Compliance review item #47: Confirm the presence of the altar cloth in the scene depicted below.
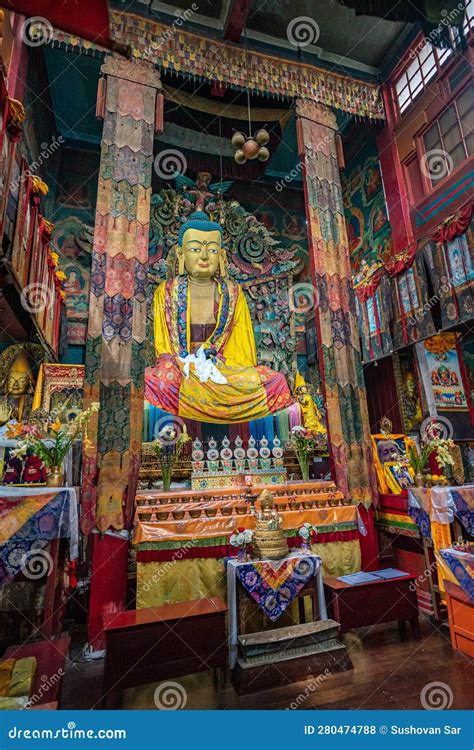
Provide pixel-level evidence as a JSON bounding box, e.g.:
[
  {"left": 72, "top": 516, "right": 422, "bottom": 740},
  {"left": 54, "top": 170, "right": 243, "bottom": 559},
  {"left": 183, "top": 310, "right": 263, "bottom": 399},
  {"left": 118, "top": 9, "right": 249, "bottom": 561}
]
[
  {"left": 234, "top": 555, "right": 319, "bottom": 621},
  {"left": 0, "top": 487, "right": 78, "bottom": 583}
]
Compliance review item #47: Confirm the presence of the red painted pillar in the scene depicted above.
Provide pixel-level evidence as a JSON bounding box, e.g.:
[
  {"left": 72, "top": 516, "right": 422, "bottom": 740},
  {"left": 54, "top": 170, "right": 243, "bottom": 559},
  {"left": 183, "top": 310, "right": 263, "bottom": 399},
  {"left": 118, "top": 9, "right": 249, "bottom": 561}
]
[{"left": 88, "top": 533, "right": 129, "bottom": 650}]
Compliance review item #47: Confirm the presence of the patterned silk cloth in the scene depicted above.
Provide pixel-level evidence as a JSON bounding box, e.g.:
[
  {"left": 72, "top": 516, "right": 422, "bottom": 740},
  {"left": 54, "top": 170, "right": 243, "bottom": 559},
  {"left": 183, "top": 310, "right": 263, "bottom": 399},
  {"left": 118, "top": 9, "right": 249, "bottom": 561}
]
[
  {"left": 439, "top": 549, "right": 474, "bottom": 603},
  {"left": 235, "top": 555, "right": 319, "bottom": 621},
  {"left": 0, "top": 487, "right": 78, "bottom": 583}
]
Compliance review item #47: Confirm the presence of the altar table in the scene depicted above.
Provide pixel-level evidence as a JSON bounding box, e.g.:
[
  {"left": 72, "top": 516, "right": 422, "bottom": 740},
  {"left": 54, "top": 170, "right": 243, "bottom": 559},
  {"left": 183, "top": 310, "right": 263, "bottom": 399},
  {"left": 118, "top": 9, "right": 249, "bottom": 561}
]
[{"left": 227, "top": 553, "right": 327, "bottom": 668}]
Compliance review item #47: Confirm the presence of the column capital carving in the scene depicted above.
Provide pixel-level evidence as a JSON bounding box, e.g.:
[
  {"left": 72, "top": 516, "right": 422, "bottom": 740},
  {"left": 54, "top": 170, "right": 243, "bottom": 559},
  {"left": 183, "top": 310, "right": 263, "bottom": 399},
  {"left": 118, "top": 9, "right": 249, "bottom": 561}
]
[
  {"left": 295, "top": 99, "right": 337, "bottom": 131},
  {"left": 101, "top": 55, "right": 162, "bottom": 90}
]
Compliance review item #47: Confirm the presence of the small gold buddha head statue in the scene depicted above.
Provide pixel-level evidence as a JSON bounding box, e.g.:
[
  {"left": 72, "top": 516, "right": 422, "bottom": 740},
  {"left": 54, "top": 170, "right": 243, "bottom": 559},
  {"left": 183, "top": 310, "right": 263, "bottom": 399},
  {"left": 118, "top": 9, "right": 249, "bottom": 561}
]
[
  {"left": 176, "top": 211, "right": 226, "bottom": 280},
  {"left": 3, "top": 349, "right": 34, "bottom": 397}
]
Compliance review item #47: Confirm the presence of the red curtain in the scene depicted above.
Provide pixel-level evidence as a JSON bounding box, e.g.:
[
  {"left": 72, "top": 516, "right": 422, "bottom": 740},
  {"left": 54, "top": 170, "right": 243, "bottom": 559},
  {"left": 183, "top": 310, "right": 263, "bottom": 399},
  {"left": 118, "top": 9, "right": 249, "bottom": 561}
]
[
  {"left": 383, "top": 241, "right": 417, "bottom": 277},
  {"left": 431, "top": 203, "right": 473, "bottom": 244},
  {"left": 2, "top": 1, "right": 113, "bottom": 49}
]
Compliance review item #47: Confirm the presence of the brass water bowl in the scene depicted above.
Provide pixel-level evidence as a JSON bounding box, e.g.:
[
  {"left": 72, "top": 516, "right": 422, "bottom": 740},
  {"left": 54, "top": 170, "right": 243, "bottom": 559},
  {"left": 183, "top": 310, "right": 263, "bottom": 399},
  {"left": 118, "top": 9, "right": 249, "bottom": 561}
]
[
  {"left": 221, "top": 506, "right": 233, "bottom": 516},
  {"left": 205, "top": 507, "right": 218, "bottom": 518},
  {"left": 156, "top": 510, "right": 170, "bottom": 521},
  {"left": 172, "top": 509, "right": 185, "bottom": 520},
  {"left": 136, "top": 498, "right": 147, "bottom": 507},
  {"left": 189, "top": 508, "right": 202, "bottom": 519},
  {"left": 342, "top": 497, "right": 352, "bottom": 506},
  {"left": 329, "top": 497, "right": 339, "bottom": 507},
  {"left": 303, "top": 500, "right": 314, "bottom": 509},
  {"left": 139, "top": 512, "right": 152, "bottom": 522},
  {"left": 159, "top": 497, "right": 171, "bottom": 505},
  {"left": 235, "top": 505, "right": 247, "bottom": 515},
  {"left": 316, "top": 499, "right": 327, "bottom": 508}
]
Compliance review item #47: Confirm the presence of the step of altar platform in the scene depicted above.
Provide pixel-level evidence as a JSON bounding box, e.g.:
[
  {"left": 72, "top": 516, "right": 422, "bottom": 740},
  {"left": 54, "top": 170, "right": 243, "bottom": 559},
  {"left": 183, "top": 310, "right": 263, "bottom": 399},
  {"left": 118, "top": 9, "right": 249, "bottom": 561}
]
[{"left": 232, "top": 619, "right": 352, "bottom": 694}]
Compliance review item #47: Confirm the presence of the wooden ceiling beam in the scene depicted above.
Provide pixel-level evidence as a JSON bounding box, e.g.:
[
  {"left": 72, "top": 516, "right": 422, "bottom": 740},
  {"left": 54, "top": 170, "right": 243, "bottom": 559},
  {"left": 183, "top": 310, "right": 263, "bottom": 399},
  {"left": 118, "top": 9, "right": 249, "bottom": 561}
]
[{"left": 223, "top": 0, "right": 253, "bottom": 42}]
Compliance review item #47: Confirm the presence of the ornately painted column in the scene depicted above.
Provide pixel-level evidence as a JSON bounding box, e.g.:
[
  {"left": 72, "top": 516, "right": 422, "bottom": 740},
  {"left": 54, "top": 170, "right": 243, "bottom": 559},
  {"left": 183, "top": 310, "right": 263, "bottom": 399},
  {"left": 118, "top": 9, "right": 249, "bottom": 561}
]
[
  {"left": 296, "top": 100, "right": 377, "bottom": 506},
  {"left": 82, "top": 57, "right": 162, "bottom": 533}
]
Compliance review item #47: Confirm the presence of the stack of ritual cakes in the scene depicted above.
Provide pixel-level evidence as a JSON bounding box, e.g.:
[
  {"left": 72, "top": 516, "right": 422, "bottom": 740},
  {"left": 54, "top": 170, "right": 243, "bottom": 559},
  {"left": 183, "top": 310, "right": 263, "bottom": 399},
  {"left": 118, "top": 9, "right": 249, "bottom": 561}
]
[{"left": 252, "top": 490, "right": 289, "bottom": 560}]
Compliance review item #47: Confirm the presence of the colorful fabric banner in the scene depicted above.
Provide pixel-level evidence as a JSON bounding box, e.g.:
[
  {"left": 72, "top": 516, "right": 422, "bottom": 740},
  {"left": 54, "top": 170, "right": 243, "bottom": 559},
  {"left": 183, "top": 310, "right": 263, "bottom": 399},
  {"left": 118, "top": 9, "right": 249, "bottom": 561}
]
[
  {"left": 82, "top": 58, "right": 162, "bottom": 534},
  {"left": 235, "top": 555, "right": 318, "bottom": 621},
  {"left": 296, "top": 100, "right": 377, "bottom": 506},
  {"left": 52, "top": 12, "right": 384, "bottom": 120}
]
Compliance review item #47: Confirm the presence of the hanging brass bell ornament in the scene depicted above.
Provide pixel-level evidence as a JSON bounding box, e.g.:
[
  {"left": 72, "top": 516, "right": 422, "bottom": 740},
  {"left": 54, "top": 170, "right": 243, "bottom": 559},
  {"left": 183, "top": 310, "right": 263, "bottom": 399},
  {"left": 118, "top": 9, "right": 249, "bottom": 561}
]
[
  {"left": 234, "top": 149, "right": 247, "bottom": 164},
  {"left": 256, "top": 129, "right": 269, "bottom": 145},
  {"left": 231, "top": 132, "right": 246, "bottom": 149}
]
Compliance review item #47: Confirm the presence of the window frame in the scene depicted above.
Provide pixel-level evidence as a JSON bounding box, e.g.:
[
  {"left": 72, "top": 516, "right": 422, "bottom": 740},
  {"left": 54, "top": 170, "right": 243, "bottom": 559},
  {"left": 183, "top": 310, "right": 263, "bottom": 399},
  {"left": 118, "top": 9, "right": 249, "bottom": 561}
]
[{"left": 392, "top": 4, "right": 474, "bottom": 118}]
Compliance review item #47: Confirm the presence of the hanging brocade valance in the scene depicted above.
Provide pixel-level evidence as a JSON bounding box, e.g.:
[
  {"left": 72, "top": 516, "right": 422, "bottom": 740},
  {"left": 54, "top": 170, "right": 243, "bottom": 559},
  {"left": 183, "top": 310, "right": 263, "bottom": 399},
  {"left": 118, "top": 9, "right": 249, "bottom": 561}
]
[{"left": 52, "top": 11, "right": 384, "bottom": 120}]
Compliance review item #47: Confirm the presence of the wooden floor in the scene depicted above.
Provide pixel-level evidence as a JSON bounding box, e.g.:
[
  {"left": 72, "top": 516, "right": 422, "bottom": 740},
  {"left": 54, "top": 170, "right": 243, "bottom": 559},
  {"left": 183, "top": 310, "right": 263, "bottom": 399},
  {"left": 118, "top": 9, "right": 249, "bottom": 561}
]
[{"left": 62, "top": 618, "right": 474, "bottom": 710}]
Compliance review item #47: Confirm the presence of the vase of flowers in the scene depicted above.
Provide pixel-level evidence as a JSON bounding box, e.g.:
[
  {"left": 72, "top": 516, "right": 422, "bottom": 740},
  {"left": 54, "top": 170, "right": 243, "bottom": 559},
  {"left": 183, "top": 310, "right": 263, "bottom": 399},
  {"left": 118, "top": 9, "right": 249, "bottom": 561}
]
[
  {"left": 8, "top": 404, "right": 99, "bottom": 486},
  {"left": 229, "top": 527, "right": 253, "bottom": 561},
  {"left": 297, "top": 522, "right": 317, "bottom": 552},
  {"left": 289, "top": 426, "right": 322, "bottom": 481},
  {"left": 151, "top": 424, "right": 191, "bottom": 492},
  {"left": 403, "top": 419, "right": 455, "bottom": 487}
]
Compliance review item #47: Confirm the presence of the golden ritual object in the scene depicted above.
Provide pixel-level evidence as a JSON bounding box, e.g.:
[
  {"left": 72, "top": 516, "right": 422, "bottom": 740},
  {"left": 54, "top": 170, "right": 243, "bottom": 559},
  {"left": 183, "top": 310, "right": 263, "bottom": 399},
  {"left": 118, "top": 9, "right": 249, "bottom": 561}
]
[{"left": 252, "top": 490, "right": 288, "bottom": 560}]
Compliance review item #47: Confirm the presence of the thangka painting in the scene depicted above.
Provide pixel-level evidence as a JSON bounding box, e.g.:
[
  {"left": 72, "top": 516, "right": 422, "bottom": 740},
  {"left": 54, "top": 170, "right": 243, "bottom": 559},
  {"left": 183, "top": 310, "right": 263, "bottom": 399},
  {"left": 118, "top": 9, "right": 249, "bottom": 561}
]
[
  {"left": 341, "top": 140, "right": 391, "bottom": 280},
  {"left": 51, "top": 217, "right": 93, "bottom": 345},
  {"left": 419, "top": 335, "right": 468, "bottom": 411}
]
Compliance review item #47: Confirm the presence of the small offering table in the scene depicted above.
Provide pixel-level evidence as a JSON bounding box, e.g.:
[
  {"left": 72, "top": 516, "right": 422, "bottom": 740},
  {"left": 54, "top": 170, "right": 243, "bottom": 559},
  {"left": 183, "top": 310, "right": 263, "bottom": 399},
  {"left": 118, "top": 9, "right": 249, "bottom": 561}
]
[{"left": 324, "top": 573, "right": 420, "bottom": 639}]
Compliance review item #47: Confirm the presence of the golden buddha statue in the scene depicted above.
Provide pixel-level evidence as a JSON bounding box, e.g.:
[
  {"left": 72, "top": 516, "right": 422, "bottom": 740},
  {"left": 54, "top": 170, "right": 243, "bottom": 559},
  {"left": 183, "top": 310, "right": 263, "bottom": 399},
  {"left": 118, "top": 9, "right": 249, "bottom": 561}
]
[
  {"left": 144, "top": 211, "right": 294, "bottom": 423},
  {"left": 0, "top": 346, "right": 36, "bottom": 424},
  {"left": 294, "top": 372, "right": 326, "bottom": 435}
]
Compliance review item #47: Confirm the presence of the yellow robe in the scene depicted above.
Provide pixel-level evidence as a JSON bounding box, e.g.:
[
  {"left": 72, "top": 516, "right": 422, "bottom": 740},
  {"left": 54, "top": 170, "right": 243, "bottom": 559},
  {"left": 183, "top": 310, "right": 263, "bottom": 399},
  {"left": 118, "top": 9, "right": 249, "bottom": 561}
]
[{"left": 147, "top": 280, "right": 293, "bottom": 423}]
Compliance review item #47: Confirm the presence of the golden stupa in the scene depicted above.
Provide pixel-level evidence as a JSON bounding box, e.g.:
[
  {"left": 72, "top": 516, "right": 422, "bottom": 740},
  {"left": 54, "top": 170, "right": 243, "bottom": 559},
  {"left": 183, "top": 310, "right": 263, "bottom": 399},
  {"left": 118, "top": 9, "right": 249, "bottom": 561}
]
[{"left": 253, "top": 490, "right": 288, "bottom": 560}]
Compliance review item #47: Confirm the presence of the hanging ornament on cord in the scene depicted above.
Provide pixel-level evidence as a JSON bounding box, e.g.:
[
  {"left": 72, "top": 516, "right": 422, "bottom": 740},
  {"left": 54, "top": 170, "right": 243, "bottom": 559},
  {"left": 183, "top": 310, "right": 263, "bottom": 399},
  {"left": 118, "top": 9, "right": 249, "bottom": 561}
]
[{"left": 232, "top": 29, "right": 270, "bottom": 165}]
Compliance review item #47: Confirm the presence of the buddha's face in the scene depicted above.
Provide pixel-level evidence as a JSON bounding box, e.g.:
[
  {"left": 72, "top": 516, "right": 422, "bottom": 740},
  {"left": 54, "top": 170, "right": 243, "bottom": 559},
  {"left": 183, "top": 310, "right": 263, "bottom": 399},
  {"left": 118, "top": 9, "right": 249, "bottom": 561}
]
[
  {"left": 6, "top": 370, "right": 31, "bottom": 397},
  {"left": 181, "top": 228, "right": 222, "bottom": 280}
]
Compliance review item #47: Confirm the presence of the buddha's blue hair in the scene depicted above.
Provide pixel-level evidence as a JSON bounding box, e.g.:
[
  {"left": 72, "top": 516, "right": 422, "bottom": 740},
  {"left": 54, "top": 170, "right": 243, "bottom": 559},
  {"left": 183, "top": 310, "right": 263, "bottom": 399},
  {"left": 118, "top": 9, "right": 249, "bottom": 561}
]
[{"left": 178, "top": 211, "right": 224, "bottom": 245}]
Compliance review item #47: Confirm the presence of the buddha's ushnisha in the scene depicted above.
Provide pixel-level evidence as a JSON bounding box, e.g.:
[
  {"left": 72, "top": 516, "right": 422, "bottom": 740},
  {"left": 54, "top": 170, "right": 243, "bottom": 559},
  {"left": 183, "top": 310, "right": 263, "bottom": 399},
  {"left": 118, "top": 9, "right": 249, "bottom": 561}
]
[{"left": 145, "top": 211, "right": 294, "bottom": 423}]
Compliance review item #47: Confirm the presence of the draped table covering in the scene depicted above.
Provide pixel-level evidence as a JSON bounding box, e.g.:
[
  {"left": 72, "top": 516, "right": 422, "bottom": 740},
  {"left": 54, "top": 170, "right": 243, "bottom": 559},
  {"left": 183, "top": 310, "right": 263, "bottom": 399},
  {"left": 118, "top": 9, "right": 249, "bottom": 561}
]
[
  {"left": 408, "top": 486, "right": 474, "bottom": 594},
  {"left": 439, "top": 549, "right": 474, "bottom": 602},
  {"left": 133, "top": 504, "right": 361, "bottom": 608},
  {"left": 0, "top": 487, "right": 78, "bottom": 583},
  {"left": 226, "top": 552, "right": 327, "bottom": 668}
]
